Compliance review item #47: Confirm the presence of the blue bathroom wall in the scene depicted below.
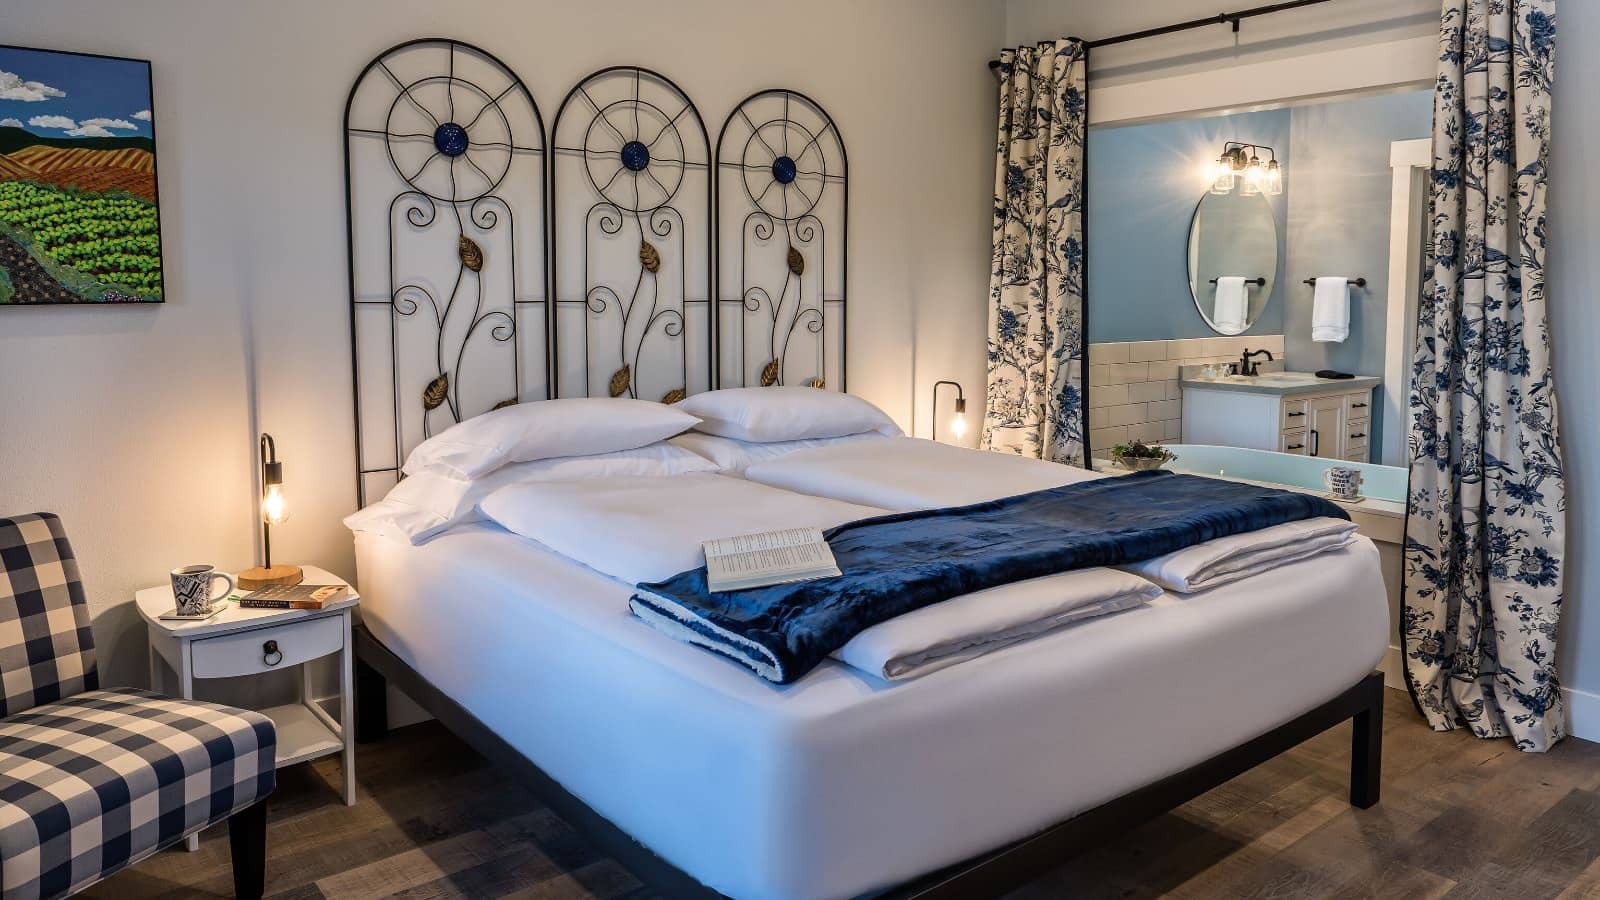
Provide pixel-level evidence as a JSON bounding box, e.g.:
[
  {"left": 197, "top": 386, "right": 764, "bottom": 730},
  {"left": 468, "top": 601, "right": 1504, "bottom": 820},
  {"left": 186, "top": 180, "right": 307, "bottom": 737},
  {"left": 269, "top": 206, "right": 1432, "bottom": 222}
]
[
  {"left": 1283, "top": 89, "right": 1433, "bottom": 453},
  {"left": 1086, "top": 107, "right": 1291, "bottom": 342}
]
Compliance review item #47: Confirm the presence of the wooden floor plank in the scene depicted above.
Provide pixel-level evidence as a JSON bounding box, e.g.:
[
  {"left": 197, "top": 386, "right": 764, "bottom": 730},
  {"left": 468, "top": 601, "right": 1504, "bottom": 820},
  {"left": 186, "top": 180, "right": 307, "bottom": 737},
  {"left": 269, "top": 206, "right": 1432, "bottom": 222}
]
[{"left": 78, "top": 691, "right": 1598, "bottom": 900}]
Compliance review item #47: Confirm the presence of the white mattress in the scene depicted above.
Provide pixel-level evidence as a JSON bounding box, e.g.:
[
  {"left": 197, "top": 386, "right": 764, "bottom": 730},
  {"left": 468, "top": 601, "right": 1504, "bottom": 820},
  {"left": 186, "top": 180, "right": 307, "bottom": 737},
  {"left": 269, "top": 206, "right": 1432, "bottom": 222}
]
[{"left": 355, "top": 524, "right": 1388, "bottom": 900}]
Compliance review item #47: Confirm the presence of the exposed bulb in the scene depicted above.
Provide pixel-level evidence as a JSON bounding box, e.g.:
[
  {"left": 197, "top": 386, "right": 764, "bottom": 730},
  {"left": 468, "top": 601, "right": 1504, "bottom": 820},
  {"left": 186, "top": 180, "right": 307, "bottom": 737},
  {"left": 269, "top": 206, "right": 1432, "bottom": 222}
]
[
  {"left": 950, "top": 412, "right": 968, "bottom": 440},
  {"left": 1210, "top": 156, "right": 1233, "bottom": 195},
  {"left": 262, "top": 484, "right": 290, "bottom": 525}
]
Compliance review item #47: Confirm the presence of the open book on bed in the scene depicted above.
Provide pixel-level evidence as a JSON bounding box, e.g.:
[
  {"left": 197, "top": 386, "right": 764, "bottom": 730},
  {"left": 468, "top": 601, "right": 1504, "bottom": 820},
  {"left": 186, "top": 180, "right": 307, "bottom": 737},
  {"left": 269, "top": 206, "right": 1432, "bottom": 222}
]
[{"left": 704, "top": 527, "right": 842, "bottom": 592}]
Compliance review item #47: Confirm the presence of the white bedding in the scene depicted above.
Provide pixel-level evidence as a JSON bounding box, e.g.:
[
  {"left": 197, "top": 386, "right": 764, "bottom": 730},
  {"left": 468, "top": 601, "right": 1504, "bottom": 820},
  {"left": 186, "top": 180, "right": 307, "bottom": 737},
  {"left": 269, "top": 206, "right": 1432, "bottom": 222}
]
[
  {"left": 355, "top": 525, "right": 1389, "bottom": 900},
  {"left": 1126, "top": 516, "right": 1360, "bottom": 592},
  {"left": 478, "top": 473, "right": 1159, "bottom": 680},
  {"left": 743, "top": 435, "right": 1102, "bottom": 510}
]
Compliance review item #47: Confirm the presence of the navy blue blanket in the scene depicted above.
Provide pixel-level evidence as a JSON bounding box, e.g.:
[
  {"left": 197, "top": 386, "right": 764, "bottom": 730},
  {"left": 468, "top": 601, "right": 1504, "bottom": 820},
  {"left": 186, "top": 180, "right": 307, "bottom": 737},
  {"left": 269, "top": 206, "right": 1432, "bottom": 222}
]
[{"left": 630, "top": 470, "right": 1348, "bottom": 683}]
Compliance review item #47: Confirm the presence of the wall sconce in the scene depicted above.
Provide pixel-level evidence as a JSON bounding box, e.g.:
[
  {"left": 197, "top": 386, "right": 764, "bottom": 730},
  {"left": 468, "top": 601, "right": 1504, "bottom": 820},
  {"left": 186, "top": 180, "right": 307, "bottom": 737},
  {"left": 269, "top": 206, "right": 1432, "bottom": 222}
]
[
  {"left": 932, "top": 380, "right": 967, "bottom": 443},
  {"left": 238, "top": 433, "right": 304, "bottom": 589},
  {"left": 1211, "top": 142, "right": 1281, "bottom": 197}
]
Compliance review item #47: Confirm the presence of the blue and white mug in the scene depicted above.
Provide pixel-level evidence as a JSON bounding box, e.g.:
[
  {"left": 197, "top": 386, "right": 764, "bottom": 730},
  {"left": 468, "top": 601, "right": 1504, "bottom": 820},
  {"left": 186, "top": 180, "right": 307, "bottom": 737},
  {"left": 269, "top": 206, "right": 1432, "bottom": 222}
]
[
  {"left": 1322, "top": 466, "right": 1364, "bottom": 500},
  {"left": 170, "top": 565, "right": 235, "bottom": 616}
]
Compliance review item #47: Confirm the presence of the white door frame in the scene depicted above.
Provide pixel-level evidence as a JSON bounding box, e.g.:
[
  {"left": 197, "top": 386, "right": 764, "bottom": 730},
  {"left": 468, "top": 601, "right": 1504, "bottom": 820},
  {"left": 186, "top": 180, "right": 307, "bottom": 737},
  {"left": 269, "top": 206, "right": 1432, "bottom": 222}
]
[{"left": 1382, "top": 138, "right": 1431, "bottom": 467}]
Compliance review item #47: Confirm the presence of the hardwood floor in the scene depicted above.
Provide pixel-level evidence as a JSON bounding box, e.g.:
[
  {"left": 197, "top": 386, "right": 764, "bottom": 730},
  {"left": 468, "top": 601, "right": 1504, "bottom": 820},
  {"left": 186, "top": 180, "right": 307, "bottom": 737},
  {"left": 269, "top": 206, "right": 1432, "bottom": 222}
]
[{"left": 85, "top": 690, "right": 1600, "bottom": 899}]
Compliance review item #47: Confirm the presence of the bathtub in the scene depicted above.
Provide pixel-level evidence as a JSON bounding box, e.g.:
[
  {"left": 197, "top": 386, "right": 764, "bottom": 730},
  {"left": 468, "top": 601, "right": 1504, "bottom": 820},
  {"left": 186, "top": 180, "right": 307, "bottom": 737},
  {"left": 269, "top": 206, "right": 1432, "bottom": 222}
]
[{"left": 1157, "top": 444, "right": 1408, "bottom": 503}]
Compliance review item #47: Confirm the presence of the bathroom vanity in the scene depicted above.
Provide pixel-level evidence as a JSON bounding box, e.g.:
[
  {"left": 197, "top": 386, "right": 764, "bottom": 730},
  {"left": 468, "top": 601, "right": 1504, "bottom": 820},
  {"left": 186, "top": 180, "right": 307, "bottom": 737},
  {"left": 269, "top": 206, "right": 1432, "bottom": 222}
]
[{"left": 1180, "top": 372, "right": 1381, "bottom": 462}]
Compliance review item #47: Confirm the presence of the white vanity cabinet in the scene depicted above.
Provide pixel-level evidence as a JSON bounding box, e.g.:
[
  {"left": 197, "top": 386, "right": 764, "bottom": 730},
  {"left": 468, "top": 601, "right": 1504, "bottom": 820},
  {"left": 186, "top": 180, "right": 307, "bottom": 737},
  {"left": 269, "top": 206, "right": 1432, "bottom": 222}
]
[{"left": 1182, "top": 376, "right": 1379, "bottom": 462}]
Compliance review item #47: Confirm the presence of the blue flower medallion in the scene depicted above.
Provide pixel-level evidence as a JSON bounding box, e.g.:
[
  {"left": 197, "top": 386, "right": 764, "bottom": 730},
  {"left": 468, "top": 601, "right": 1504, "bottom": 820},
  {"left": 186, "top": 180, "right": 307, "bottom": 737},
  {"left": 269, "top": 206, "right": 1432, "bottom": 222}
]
[
  {"left": 771, "top": 155, "right": 797, "bottom": 185},
  {"left": 433, "top": 122, "right": 469, "bottom": 157},
  {"left": 621, "top": 140, "right": 651, "bottom": 172}
]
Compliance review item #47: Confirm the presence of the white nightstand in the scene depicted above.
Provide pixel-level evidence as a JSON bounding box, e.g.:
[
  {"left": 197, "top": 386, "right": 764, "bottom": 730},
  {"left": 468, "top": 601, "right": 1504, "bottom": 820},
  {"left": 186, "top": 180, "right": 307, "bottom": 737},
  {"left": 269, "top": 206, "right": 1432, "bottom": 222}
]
[{"left": 137, "top": 565, "right": 358, "bottom": 848}]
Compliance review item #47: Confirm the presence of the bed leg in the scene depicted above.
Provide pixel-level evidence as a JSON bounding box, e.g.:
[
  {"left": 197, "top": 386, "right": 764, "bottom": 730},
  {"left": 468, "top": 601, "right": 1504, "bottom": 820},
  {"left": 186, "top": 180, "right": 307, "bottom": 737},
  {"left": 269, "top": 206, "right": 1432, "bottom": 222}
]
[
  {"left": 1349, "top": 673, "right": 1383, "bottom": 809},
  {"left": 356, "top": 655, "right": 389, "bottom": 743}
]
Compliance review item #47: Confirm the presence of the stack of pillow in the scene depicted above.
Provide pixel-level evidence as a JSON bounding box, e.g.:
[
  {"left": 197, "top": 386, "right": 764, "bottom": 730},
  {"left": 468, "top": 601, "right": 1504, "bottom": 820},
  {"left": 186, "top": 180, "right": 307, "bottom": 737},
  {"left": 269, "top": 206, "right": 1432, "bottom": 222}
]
[{"left": 344, "top": 387, "right": 901, "bottom": 544}]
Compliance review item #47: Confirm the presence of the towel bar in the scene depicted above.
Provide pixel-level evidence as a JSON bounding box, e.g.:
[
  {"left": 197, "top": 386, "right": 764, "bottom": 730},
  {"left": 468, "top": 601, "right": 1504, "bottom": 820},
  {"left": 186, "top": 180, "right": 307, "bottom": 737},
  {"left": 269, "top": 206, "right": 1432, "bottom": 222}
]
[
  {"left": 1208, "top": 277, "right": 1267, "bottom": 286},
  {"left": 1303, "top": 277, "right": 1367, "bottom": 287}
]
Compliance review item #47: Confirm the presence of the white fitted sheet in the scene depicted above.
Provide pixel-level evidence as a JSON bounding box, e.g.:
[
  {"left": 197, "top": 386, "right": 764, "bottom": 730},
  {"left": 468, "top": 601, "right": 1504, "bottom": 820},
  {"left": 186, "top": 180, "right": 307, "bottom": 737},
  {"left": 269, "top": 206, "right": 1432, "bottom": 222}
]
[{"left": 355, "top": 524, "right": 1388, "bottom": 900}]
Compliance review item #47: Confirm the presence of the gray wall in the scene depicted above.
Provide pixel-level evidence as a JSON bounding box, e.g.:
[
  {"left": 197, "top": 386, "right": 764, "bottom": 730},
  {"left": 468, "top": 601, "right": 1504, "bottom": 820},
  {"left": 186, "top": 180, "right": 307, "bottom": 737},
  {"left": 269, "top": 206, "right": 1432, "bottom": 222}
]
[{"left": 1087, "top": 107, "right": 1290, "bottom": 342}]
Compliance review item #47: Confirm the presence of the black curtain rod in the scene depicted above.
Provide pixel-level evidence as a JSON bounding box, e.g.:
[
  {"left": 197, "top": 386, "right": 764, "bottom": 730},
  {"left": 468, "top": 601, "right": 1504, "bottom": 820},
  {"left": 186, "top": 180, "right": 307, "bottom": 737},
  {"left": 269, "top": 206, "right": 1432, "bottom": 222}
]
[{"left": 987, "top": 0, "right": 1336, "bottom": 71}]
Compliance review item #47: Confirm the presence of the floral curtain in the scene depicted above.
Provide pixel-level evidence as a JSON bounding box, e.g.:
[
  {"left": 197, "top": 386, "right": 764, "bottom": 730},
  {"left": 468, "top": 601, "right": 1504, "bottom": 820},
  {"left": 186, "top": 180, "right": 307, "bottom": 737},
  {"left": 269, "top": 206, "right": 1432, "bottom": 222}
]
[
  {"left": 1404, "top": 0, "right": 1564, "bottom": 752},
  {"left": 982, "top": 40, "right": 1088, "bottom": 465}
]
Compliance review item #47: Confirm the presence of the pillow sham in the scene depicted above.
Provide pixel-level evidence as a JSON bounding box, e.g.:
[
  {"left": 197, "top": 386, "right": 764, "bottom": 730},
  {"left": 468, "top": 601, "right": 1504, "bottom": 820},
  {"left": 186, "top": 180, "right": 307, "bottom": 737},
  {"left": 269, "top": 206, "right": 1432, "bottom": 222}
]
[
  {"left": 674, "top": 386, "right": 902, "bottom": 443},
  {"left": 345, "top": 442, "right": 718, "bottom": 545},
  {"left": 669, "top": 431, "right": 891, "bottom": 474},
  {"left": 402, "top": 397, "right": 700, "bottom": 480}
]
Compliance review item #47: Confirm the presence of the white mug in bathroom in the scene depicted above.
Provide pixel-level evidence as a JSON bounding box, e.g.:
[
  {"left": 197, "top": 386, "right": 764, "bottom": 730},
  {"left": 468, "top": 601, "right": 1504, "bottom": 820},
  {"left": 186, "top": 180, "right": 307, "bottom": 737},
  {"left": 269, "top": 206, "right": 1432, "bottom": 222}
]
[
  {"left": 170, "top": 564, "right": 235, "bottom": 616},
  {"left": 1322, "top": 466, "right": 1364, "bottom": 500}
]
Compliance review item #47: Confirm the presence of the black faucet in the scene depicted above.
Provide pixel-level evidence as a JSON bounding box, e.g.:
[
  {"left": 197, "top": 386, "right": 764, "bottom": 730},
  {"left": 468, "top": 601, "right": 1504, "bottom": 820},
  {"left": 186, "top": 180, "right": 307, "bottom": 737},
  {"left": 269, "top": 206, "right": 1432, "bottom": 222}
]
[{"left": 1238, "top": 348, "right": 1274, "bottom": 377}]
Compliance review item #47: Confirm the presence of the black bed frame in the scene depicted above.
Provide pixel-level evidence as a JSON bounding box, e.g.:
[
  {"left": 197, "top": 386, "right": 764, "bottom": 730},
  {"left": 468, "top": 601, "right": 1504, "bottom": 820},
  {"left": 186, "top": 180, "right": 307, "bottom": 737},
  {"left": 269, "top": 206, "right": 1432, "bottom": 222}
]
[{"left": 354, "top": 625, "right": 1383, "bottom": 899}]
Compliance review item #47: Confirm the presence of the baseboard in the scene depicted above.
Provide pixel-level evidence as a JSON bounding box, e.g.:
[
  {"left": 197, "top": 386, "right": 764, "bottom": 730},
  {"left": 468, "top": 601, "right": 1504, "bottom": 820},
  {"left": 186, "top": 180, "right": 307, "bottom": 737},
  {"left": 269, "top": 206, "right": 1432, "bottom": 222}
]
[{"left": 1566, "top": 685, "right": 1600, "bottom": 743}]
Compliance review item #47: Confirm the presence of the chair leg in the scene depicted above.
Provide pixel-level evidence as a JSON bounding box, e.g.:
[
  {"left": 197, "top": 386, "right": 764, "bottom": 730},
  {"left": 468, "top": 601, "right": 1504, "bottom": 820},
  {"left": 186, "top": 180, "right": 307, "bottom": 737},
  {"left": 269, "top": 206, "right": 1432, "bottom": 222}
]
[
  {"left": 228, "top": 800, "right": 268, "bottom": 900},
  {"left": 1349, "top": 674, "right": 1384, "bottom": 809},
  {"left": 355, "top": 655, "right": 389, "bottom": 743}
]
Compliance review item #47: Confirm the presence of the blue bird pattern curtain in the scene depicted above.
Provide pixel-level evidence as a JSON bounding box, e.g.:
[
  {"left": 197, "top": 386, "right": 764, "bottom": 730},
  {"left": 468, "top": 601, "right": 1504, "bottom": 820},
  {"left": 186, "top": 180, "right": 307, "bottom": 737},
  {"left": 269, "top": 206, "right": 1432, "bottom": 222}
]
[
  {"left": 1404, "top": 0, "right": 1564, "bottom": 751},
  {"left": 982, "top": 40, "right": 1088, "bottom": 465}
]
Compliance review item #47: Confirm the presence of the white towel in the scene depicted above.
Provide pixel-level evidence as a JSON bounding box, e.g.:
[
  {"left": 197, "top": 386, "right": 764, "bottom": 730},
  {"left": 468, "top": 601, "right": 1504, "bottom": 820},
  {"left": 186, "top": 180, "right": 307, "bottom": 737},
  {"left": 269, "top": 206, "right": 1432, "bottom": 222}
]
[
  {"left": 1311, "top": 276, "right": 1350, "bottom": 342},
  {"left": 1212, "top": 276, "right": 1248, "bottom": 335},
  {"left": 1121, "top": 517, "right": 1359, "bottom": 593}
]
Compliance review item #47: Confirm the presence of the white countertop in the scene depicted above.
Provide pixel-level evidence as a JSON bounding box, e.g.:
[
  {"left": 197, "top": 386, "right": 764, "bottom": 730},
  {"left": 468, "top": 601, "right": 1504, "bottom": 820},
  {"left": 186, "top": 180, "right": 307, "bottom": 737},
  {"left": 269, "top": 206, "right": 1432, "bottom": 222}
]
[{"left": 1180, "top": 371, "right": 1382, "bottom": 396}]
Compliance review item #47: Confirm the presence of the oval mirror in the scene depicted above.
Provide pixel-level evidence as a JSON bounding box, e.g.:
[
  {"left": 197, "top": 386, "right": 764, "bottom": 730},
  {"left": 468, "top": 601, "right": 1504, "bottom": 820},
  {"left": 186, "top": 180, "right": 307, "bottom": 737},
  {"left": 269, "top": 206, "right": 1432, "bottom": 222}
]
[{"left": 1186, "top": 191, "right": 1278, "bottom": 335}]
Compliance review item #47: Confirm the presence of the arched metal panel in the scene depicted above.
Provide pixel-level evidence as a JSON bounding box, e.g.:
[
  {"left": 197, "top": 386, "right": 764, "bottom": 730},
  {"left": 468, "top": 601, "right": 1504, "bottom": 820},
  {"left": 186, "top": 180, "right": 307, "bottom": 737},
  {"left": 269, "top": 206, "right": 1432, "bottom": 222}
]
[
  {"left": 715, "top": 90, "right": 846, "bottom": 389},
  {"left": 551, "top": 67, "right": 712, "bottom": 402},
  {"left": 345, "top": 39, "right": 548, "bottom": 504}
]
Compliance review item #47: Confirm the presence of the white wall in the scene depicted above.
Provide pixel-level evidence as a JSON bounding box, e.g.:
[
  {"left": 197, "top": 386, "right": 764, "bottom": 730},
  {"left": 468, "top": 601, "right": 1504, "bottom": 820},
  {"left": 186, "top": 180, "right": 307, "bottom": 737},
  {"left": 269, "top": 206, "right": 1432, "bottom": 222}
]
[
  {"left": 0, "top": 0, "right": 1001, "bottom": 689},
  {"left": 1010, "top": 0, "right": 1600, "bottom": 733}
]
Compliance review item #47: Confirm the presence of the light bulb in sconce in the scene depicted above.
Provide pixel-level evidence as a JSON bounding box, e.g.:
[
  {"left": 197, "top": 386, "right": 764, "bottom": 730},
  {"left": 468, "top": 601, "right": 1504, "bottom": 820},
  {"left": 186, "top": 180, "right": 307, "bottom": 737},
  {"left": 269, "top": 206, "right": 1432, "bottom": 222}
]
[
  {"left": 1263, "top": 159, "right": 1283, "bottom": 195},
  {"left": 261, "top": 483, "right": 290, "bottom": 525},
  {"left": 933, "top": 381, "right": 966, "bottom": 444},
  {"left": 1240, "top": 156, "right": 1263, "bottom": 197},
  {"left": 950, "top": 397, "right": 968, "bottom": 439},
  {"left": 1209, "top": 156, "right": 1233, "bottom": 195}
]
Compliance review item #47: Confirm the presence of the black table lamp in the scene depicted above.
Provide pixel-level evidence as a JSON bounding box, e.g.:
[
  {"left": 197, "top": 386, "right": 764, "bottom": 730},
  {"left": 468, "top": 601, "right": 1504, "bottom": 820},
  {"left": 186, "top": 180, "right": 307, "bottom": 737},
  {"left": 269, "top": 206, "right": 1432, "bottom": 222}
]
[
  {"left": 238, "top": 433, "right": 303, "bottom": 589},
  {"left": 932, "top": 380, "right": 967, "bottom": 443}
]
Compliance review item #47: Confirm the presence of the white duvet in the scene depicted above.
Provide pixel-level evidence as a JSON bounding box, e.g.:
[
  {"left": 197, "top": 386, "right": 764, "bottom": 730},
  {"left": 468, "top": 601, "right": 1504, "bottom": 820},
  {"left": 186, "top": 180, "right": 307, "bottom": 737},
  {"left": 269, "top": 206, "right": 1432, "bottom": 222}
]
[{"left": 478, "top": 472, "right": 1157, "bottom": 680}]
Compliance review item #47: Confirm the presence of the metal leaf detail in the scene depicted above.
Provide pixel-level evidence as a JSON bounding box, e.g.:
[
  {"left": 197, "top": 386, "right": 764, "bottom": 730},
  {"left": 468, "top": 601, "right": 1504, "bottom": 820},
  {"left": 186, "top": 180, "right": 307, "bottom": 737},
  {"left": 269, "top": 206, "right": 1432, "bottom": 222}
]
[
  {"left": 661, "top": 388, "right": 686, "bottom": 405},
  {"left": 806, "top": 378, "right": 825, "bottom": 390},
  {"left": 787, "top": 246, "right": 804, "bottom": 276},
  {"left": 609, "top": 365, "right": 631, "bottom": 398},
  {"left": 459, "top": 234, "right": 483, "bottom": 272},
  {"left": 491, "top": 398, "right": 518, "bottom": 411},
  {"left": 640, "top": 241, "right": 661, "bottom": 274},
  {"left": 422, "top": 373, "right": 449, "bottom": 410},
  {"left": 760, "top": 359, "right": 780, "bottom": 387}
]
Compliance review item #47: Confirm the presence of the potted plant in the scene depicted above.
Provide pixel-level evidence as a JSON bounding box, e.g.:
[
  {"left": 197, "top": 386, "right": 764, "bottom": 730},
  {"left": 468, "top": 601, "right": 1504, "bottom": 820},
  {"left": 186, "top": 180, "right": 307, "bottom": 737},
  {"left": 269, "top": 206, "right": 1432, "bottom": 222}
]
[{"left": 1109, "top": 440, "right": 1177, "bottom": 472}]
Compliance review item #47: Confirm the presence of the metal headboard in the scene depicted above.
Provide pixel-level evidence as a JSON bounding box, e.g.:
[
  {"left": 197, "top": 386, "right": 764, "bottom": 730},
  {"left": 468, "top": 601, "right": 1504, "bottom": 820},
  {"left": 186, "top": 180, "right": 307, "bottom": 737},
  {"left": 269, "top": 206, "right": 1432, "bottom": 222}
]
[
  {"left": 550, "top": 66, "right": 713, "bottom": 402},
  {"left": 345, "top": 39, "right": 549, "bottom": 506},
  {"left": 715, "top": 90, "right": 847, "bottom": 390}
]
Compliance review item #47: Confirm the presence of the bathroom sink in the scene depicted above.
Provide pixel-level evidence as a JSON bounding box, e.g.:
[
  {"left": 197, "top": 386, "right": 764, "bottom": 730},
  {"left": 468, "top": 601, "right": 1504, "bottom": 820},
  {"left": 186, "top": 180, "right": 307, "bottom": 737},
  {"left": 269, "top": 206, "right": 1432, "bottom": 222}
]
[{"left": 1244, "top": 372, "right": 1327, "bottom": 387}]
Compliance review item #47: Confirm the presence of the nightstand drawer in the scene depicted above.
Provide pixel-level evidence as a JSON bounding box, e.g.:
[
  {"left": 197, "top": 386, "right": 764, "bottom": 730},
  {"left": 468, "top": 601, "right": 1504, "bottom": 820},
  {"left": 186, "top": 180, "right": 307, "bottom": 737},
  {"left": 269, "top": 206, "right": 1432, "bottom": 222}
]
[{"left": 191, "top": 614, "right": 344, "bottom": 678}]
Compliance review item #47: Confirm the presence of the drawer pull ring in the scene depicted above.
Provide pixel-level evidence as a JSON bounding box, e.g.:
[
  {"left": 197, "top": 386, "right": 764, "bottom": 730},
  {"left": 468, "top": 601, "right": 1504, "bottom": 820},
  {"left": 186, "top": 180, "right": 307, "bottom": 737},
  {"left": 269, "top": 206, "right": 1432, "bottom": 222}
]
[{"left": 263, "top": 640, "right": 283, "bottom": 667}]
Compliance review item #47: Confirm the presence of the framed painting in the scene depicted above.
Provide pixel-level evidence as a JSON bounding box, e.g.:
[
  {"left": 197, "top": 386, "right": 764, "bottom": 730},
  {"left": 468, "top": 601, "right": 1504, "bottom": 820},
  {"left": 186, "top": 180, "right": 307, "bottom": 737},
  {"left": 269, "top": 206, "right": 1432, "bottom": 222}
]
[{"left": 0, "top": 45, "right": 163, "bottom": 305}]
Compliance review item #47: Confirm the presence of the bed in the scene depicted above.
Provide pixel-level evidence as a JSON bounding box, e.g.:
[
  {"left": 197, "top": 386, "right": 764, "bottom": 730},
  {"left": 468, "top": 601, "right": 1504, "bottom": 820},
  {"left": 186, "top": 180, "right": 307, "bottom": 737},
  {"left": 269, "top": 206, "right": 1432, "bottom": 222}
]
[{"left": 343, "top": 215, "right": 1387, "bottom": 897}]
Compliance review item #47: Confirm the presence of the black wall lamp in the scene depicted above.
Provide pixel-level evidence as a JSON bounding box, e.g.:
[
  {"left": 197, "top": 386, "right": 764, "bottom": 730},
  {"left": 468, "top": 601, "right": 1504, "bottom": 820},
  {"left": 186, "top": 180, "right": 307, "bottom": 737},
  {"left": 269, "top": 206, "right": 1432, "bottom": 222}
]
[{"left": 932, "top": 380, "right": 967, "bottom": 443}]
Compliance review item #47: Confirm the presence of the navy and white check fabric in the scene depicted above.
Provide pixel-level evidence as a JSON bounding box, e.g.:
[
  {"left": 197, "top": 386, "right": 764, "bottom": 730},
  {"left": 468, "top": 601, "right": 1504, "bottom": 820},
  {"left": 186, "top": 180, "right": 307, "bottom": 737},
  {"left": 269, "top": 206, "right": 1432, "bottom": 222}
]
[
  {"left": 0, "top": 688, "right": 276, "bottom": 899},
  {"left": 0, "top": 515, "right": 96, "bottom": 718}
]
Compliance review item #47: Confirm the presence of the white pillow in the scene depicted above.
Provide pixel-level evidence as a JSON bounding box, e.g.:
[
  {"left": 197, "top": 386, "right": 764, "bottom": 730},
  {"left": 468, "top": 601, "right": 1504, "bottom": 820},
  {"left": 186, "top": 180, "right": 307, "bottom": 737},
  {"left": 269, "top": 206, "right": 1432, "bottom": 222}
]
[
  {"left": 346, "top": 442, "right": 718, "bottom": 544},
  {"left": 674, "top": 387, "right": 902, "bottom": 443},
  {"left": 402, "top": 397, "right": 700, "bottom": 480},
  {"left": 669, "top": 431, "right": 891, "bottom": 474}
]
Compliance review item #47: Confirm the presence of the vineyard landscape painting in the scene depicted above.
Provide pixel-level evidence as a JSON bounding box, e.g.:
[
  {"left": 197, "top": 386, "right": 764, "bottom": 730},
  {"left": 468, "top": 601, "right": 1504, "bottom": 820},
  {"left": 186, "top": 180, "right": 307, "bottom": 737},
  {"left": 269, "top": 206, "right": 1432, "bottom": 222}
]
[{"left": 0, "top": 45, "right": 162, "bottom": 305}]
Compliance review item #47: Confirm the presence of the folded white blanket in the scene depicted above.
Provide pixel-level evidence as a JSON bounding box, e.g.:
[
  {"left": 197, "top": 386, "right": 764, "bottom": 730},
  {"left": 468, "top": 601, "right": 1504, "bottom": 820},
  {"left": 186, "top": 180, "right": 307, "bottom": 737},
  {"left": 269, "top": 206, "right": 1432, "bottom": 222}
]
[
  {"left": 834, "top": 571, "right": 1159, "bottom": 680},
  {"left": 477, "top": 472, "right": 1158, "bottom": 680},
  {"left": 1122, "top": 517, "right": 1358, "bottom": 592}
]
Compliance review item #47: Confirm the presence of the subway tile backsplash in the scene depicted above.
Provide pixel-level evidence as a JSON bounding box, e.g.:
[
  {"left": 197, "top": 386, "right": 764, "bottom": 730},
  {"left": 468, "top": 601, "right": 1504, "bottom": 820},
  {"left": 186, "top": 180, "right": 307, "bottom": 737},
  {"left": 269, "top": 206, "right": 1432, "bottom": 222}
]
[{"left": 1087, "top": 334, "right": 1285, "bottom": 453}]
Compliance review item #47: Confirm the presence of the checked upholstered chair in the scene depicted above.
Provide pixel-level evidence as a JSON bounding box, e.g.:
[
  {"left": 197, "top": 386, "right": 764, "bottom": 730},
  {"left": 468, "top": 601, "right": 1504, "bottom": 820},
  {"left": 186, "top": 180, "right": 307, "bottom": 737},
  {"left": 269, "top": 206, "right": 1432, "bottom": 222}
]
[{"left": 0, "top": 513, "right": 275, "bottom": 900}]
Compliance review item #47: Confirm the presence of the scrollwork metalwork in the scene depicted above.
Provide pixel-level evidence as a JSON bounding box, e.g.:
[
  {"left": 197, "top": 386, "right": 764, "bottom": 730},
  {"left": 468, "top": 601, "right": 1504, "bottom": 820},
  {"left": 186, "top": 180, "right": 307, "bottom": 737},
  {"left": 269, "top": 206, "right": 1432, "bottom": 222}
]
[
  {"left": 346, "top": 39, "right": 547, "bottom": 504},
  {"left": 552, "top": 67, "right": 711, "bottom": 401},
  {"left": 716, "top": 90, "right": 846, "bottom": 389}
]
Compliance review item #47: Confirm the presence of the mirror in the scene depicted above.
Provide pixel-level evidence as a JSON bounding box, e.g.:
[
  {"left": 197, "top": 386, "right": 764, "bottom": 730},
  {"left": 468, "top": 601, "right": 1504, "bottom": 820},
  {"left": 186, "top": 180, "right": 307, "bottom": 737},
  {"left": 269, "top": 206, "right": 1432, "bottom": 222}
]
[{"left": 1186, "top": 190, "right": 1278, "bottom": 335}]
